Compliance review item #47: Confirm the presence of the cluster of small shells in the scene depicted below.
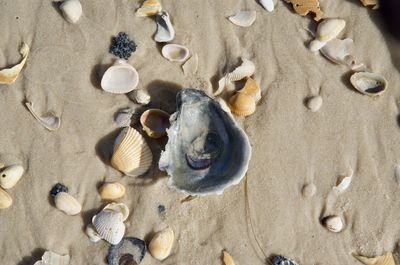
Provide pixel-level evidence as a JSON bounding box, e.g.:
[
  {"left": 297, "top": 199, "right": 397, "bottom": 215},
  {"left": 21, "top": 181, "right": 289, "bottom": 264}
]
[{"left": 0, "top": 164, "right": 25, "bottom": 209}]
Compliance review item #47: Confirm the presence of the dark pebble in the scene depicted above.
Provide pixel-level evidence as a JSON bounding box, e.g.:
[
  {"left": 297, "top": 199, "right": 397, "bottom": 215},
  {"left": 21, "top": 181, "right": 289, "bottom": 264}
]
[
  {"left": 50, "top": 183, "right": 68, "bottom": 197},
  {"left": 272, "top": 255, "right": 299, "bottom": 265},
  {"left": 109, "top": 32, "right": 137, "bottom": 59}
]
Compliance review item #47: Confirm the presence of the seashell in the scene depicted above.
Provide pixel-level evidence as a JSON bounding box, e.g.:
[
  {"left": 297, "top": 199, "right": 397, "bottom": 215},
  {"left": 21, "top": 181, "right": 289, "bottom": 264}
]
[
  {"left": 114, "top": 107, "right": 136, "bottom": 128},
  {"left": 272, "top": 255, "right": 299, "bottom": 265},
  {"left": 149, "top": 227, "right": 174, "bottom": 260},
  {"left": 54, "top": 192, "right": 82, "bottom": 215},
  {"left": 92, "top": 210, "right": 126, "bottom": 245},
  {"left": 316, "top": 18, "right": 346, "bottom": 42},
  {"left": 60, "top": 0, "right": 82, "bottom": 24},
  {"left": 130, "top": 89, "right": 151, "bottom": 105},
  {"left": 101, "top": 60, "right": 139, "bottom": 94},
  {"left": 0, "top": 165, "right": 24, "bottom": 189},
  {"left": 85, "top": 224, "right": 102, "bottom": 243},
  {"left": 359, "top": 0, "right": 378, "bottom": 7},
  {"left": 111, "top": 127, "right": 153, "bottom": 177},
  {"left": 353, "top": 252, "right": 395, "bottom": 265},
  {"left": 306, "top": 95, "right": 323, "bottom": 112},
  {"left": 228, "top": 93, "right": 256, "bottom": 117},
  {"left": 333, "top": 168, "right": 353, "bottom": 193},
  {"left": 154, "top": 11, "right": 175, "bottom": 42},
  {"left": 284, "top": 0, "right": 323, "bottom": 21},
  {"left": 161, "top": 44, "right": 190, "bottom": 62},
  {"left": 0, "top": 42, "right": 30, "bottom": 84},
  {"left": 99, "top": 182, "right": 126, "bottom": 200},
  {"left": 228, "top": 10, "right": 257, "bottom": 27},
  {"left": 302, "top": 183, "right": 316, "bottom": 198},
  {"left": 259, "top": 0, "right": 274, "bottom": 12},
  {"left": 238, "top": 78, "right": 261, "bottom": 102},
  {"left": 350, "top": 72, "right": 387, "bottom": 97},
  {"left": 33, "top": 251, "right": 70, "bottom": 265},
  {"left": 182, "top": 53, "right": 199, "bottom": 75},
  {"left": 102, "top": 202, "right": 130, "bottom": 221},
  {"left": 108, "top": 237, "right": 147, "bottom": 265},
  {"left": 140, "top": 109, "right": 170, "bottom": 138},
  {"left": 322, "top": 215, "right": 343, "bottom": 233},
  {"left": 25, "top": 102, "right": 61, "bottom": 131},
  {"left": 222, "top": 250, "right": 235, "bottom": 265},
  {"left": 394, "top": 165, "right": 400, "bottom": 184},
  {"left": 159, "top": 89, "right": 252, "bottom": 195},
  {"left": 136, "top": 0, "right": 162, "bottom": 17},
  {"left": 0, "top": 187, "right": 12, "bottom": 209}
]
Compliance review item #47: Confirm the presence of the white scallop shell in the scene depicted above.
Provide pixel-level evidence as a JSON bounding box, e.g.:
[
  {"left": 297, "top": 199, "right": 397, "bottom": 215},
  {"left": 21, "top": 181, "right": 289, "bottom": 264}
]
[
  {"left": 25, "top": 102, "right": 61, "bottom": 131},
  {"left": 350, "top": 72, "right": 388, "bottom": 97},
  {"left": 101, "top": 60, "right": 139, "bottom": 94},
  {"left": 161, "top": 44, "right": 190, "bottom": 62},
  {"left": 0, "top": 165, "right": 24, "bottom": 189},
  {"left": 92, "top": 210, "right": 125, "bottom": 245},
  {"left": 259, "top": 0, "right": 274, "bottom": 12},
  {"left": 102, "top": 202, "right": 130, "bottom": 221},
  {"left": 60, "top": 0, "right": 82, "bottom": 24},
  {"left": 0, "top": 42, "right": 30, "bottom": 84},
  {"left": 154, "top": 11, "right": 175, "bottom": 42},
  {"left": 34, "top": 251, "right": 70, "bottom": 265},
  {"left": 228, "top": 10, "right": 256, "bottom": 27},
  {"left": 54, "top": 192, "right": 82, "bottom": 216}
]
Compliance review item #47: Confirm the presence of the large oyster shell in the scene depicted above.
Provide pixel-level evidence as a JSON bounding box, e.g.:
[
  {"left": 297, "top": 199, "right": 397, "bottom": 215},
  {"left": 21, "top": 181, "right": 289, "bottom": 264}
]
[{"left": 159, "top": 89, "right": 252, "bottom": 195}]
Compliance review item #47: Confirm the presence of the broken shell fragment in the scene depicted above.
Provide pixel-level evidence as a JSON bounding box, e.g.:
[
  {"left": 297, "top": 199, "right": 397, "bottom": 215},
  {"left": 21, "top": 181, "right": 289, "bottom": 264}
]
[
  {"left": 0, "top": 188, "right": 12, "bottom": 209},
  {"left": 238, "top": 78, "right": 261, "bottom": 102},
  {"left": 284, "top": 0, "right": 323, "bottom": 21},
  {"left": 103, "top": 202, "right": 130, "bottom": 221},
  {"left": 54, "top": 192, "right": 82, "bottom": 215},
  {"left": 350, "top": 72, "right": 387, "bottom": 97},
  {"left": 228, "top": 93, "right": 256, "bottom": 117},
  {"left": 130, "top": 89, "right": 151, "bottom": 105},
  {"left": 101, "top": 60, "right": 139, "bottom": 94},
  {"left": 33, "top": 251, "right": 70, "bottom": 265},
  {"left": 359, "top": 0, "right": 378, "bottom": 7},
  {"left": 272, "top": 255, "right": 299, "bottom": 265},
  {"left": 25, "top": 102, "right": 61, "bottom": 131},
  {"left": 99, "top": 182, "right": 126, "bottom": 200},
  {"left": 182, "top": 53, "right": 199, "bottom": 75},
  {"left": 259, "top": 0, "right": 274, "bottom": 12},
  {"left": 353, "top": 252, "right": 395, "bottom": 265},
  {"left": 108, "top": 237, "right": 147, "bottom": 265},
  {"left": 306, "top": 95, "right": 323, "bottom": 112},
  {"left": 154, "top": 11, "right": 175, "bottom": 42},
  {"left": 0, "top": 165, "right": 24, "bottom": 189},
  {"left": 140, "top": 109, "right": 170, "bottom": 138},
  {"left": 92, "top": 209, "right": 126, "bottom": 245},
  {"left": 222, "top": 250, "right": 235, "bottom": 265},
  {"left": 86, "top": 224, "right": 102, "bottom": 243},
  {"left": 0, "top": 42, "right": 30, "bottom": 85},
  {"left": 60, "top": 0, "right": 82, "bottom": 24},
  {"left": 322, "top": 215, "right": 343, "bottom": 233},
  {"left": 136, "top": 0, "right": 162, "bottom": 17},
  {"left": 228, "top": 10, "right": 257, "bottom": 27},
  {"left": 161, "top": 44, "right": 190, "bottom": 62},
  {"left": 111, "top": 127, "right": 153, "bottom": 177},
  {"left": 149, "top": 227, "right": 174, "bottom": 261}
]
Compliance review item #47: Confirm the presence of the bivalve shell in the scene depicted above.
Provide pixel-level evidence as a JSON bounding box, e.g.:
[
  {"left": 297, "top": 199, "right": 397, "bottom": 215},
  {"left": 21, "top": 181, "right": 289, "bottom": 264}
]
[
  {"left": 306, "top": 95, "right": 323, "bottom": 112},
  {"left": 60, "top": 0, "right": 82, "bottom": 24},
  {"left": 322, "top": 215, "right": 343, "bottom": 233},
  {"left": 0, "top": 42, "right": 30, "bottom": 85},
  {"left": 316, "top": 18, "right": 346, "bottom": 42},
  {"left": 0, "top": 187, "right": 12, "bottom": 209},
  {"left": 228, "top": 10, "right": 256, "bottom": 27},
  {"left": 154, "top": 11, "right": 175, "bottom": 42},
  {"left": 54, "top": 192, "right": 82, "bottom": 216},
  {"left": 86, "top": 224, "right": 102, "bottom": 243},
  {"left": 222, "top": 250, "right": 235, "bottom": 265},
  {"left": 103, "top": 202, "right": 130, "bottom": 221},
  {"left": 140, "top": 109, "right": 170, "bottom": 138},
  {"left": 136, "top": 0, "right": 162, "bottom": 17},
  {"left": 259, "top": 0, "right": 274, "bottom": 12},
  {"left": 238, "top": 78, "right": 261, "bottom": 102},
  {"left": 92, "top": 210, "right": 126, "bottom": 245},
  {"left": 350, "top": 72, "right": 387, "bottom": 97},
  {"left": 101, "top": 60, "right": 139, "bottom": 94},
  {"left": 149, "top": 227, "right": 174, "bottom": 260},
  {"left": 99, "top": 182, "right": 126, "bottom": 200},
  {"left": 228, "top": 93, "right": 256, "bottom": 117},
  {"left": 161, "top": 44, "right": 190, "bottom": 62},
  {"left": 0, "top": 165, "right": 24, "bottom": 189}
]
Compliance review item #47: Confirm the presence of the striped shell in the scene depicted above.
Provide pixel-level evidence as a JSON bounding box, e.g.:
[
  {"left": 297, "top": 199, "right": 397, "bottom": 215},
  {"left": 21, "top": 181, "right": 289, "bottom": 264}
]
[
  {"left": 92, "top": 210, "right": 125, "bottom": 245},
  {"left": 228, "top": 93, "right": 256, "bottom": 117}
]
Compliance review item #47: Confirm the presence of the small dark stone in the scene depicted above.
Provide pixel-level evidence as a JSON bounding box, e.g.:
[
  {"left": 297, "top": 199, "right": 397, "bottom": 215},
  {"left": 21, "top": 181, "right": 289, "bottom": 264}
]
[
  {"left": 109, "top": 32, "right": 137, "bottom": 60},
  {"left": 157, "top": 205, "right": 166, "bottom": 215},
  {"left": 272, "top": 255, "right": 299, "bottom": 265},
  {"left": 50, "top": 183, "right": 68, "bottom": 197}
]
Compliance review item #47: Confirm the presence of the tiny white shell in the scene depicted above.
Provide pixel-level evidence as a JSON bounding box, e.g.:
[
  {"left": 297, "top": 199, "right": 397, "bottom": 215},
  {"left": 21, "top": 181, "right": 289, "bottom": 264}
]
[
  {"left": 350, "top": 72, "right": 388, "bottom": 97},
  {"left": 149, "top": 227, "right": 175, "bottom": 260},
  {"left": 161, "top": 44, "right": 190, "bottom": 62},
  {"left": 33, "top": 251, "right": 70, "bottom": 265},
  {"left": 229, "top": 10, "right": 256, "bottom": 27},
  {"left": 25, "top": 102, "right": 61, "bottom": 131},
  {"left": 54, "top": 192, "right": 82, "bottom": 215},
  {"left": 306, "top": 95, "right": 323, "bottom": 112},
  {"left": 322, "top": 215, "right": 343, "bottom": 233},
  {"left": 182, "top": 53, "right": 199, "bottom": 75},
  {"left": 154, "top": 11, "right": 175, "bottom": 42},
  {"left": 259, "top": 0, "right": 274, "bottom": 12},
  {"left": 130, "top": 89, "right": 151, "bottom": 105},
  {"left": 85, "top": 224, "right": 102, "bottom": 243},
  {"left": 60, "top": 0, "right": 82, "bottom": 24},
  {"left": 92, "top": 210, "right": 125, "bottom": 245},
  {"left": 101, "top": 60, "right": 139, "bottom": 94},
  {"left": 333, "top": 168, "right": 353, "bottom": 193},
  {"left": 0, "top": 165, "right": 24, "bottom": 189},
  {"left": 102, "top": 202, "right": 130, "bottom": 221}
]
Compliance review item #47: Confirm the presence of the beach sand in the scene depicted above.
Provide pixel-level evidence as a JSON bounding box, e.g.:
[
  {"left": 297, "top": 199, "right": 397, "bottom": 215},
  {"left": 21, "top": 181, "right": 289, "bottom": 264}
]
[{"left": 1, "top": 0, "right": 400, "bottom": 264}]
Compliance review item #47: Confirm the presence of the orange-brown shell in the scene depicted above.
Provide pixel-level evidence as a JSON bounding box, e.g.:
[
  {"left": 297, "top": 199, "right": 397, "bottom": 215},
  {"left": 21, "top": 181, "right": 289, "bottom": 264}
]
[
  {"left": 228, "top": 93, "right": 256, "bottom": 117},
  {"left": 238, "top": 78, "right": 261, "bottom": 102},
  {"left": 285, "top": 0, "right": 323, "bottom": 21},
  {"left": 353, "top": 252, "right": 395, "bottom": 265}
]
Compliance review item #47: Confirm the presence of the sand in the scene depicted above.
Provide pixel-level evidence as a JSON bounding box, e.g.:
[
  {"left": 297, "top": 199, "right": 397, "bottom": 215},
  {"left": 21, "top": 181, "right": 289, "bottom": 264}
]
[{"left": 1, "top": 0, "right": 400, "bottom": 264}]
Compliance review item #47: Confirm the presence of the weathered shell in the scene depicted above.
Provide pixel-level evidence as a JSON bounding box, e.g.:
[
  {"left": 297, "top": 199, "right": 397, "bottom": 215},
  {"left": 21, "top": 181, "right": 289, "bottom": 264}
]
[
  {"left": 0, "top": 187, "right": 12, "bottom": 209},
  {"left": 359, "top": 0, "right": 378, "bottom": 7},
  {"left": 103, "top": 202, "right": 130, "bottom": 221},
  {"left": 228, "top": 93, "right": 256, "bottom": 117},
  {"left": 353, "top": 252, "right": 395, "bottom": 265},
  {"left": 92, "top": 210, "right": 125, "bottom": 245},
  {"left": 284, "top": 0, "right": 323, "bottom": 21},
  {"left": 54, "top": 192, "right": 82, "bottom": 215},
  {"left": 99, "top": 182, "right": 126, "bottom": 200},
  {"left": 0, "top": 42, "right": 29, "bottom": 84},
  {"left": 111, "top": 127, "right": 153, "bottom": 177},
  {"left": 25, "top": 102, "right": 61, "bottom": 131},
  {"left": 0, "top": 165, "right": 24, "bottom": 189},
  {"left": 259, "top": 0, "right": 274, "bottom": 12},
  {"left": 182, "top": 53, "right": 199, "bottom": 75},
  {"left": 333, "top": 168, "right": 353, "bottom": 193},
  {"left": 85, "top": 224, "right": 102, "bottom": 243},
  {"left": 161, "top": 44, "right": 190, "bottom": 62},
  {"left": 140, "top": 109, "right": 170, "bottom": 138},
  {"left": 130, "top": 89, "right": 151, "bottom": 105},
  {"left": 350, "top": 72, "right": 387, "bottom": 97},
  {"left": 316, "top": 18, "right": 346, "bottom": 42},
  {"left": 108, "top": 237, "right": 147, "bottom": 265},
  {"left": 238, "top": 78, "right": 261, "bottom": 102},
  {"left": 222, "top": 250, "right": 235, "bottom": 265},
  {"left": 136, "top": 0, "right": 162, "bottom": 17},
  {"left": 33, "top": 251, "right": 70, "bottom": 265},
  {"left": 149, "top": 227, "right": 174, "bottom": 261},
  {"left": 101, "top": 60, "right": 139, "bottom": 94},
  {"left": 60, "top": 0, "right": 82, "bottom": 24},
  {"left": 322, "top": 215, "right": 343, "bottom": 233},
  {"left": 306, "top": 95, "right": 323, "bottom": 112},
  {"left": 154, "top": 11, "right": 175, "bottom": 42},
  {"left": 228, "top": 10, "right": 256, "bottom": 27},
  {"left": 272, "top": 255, "right": 299, "bottom": 265},
  {"left": 114, "top": 107, "right": 136, "bottom": 128},
  {"left": 159, "top": 89, "right": 252, "bottom": 195}
]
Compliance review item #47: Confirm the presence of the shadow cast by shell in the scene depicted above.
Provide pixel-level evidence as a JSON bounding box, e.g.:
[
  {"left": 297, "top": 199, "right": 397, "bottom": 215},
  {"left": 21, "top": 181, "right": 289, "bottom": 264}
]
[{"left": 17, "top": 248, "right": 46, "bottom": 265}]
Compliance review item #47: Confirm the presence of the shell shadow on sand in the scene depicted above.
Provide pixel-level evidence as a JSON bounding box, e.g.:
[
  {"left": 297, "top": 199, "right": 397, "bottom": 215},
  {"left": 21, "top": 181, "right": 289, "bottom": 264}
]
[{"left": 17, "top": 248, "right": 46, "bottom": 265}]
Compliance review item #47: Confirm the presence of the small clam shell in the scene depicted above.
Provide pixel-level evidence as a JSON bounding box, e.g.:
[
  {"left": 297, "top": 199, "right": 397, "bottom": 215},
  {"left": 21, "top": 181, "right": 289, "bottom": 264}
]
[
  {"left": 322, "top": 215, "right": 343, "bottom": 233},
  {"left": 306, "top": 95, "right": 323, "bottom": 112},
  {"left": 222, "top": 250, "right": 235, "bottom": 265},
  {"left": 136, "top": 0, "right": 162, "bottom": 17},
  {"left": 161, "top": 44, "right": 190, "bottom": 62},
  {"left": 182, "top": 53, "right": 199, "bottom": 75},
  {"left": 309, "top": 39, "right": 327, "bottom": 52},
  {"left": 60, "top": 0, "right": 82, "bottom": 24},
  {"left": 350, "top": 72, "right": 387, "bottom": 97},
  {"left": 85, "top": 224, "right": 102, "bottom": 243},
  {"left": 99, "top": 182, "right": 126, "bottom": 200},
  {"left": 33, "top": 251, "right": 70, "bottom": 265},
  {"left": 54, "top": 192, "right": 82, "bottom": 215},
  {"left": 101, "top": 60, "right": 139, "bottom": 94},
  {"left": 228, "top": 10, "right": 256, "bottom": 27},
  {"left": 92, "top": 210, "right": 125, "bottom": 245},
  {"left": 259, "top": 0, "right": 274, "bottom": 12},
  {"left": 238, "top": 78, "right": 261, "bottom": 102},
  {"left": 140, "top": 109, "right": 170, "bottom": 138},
  {"left": 130, "top": 89, "right": 151, "bottom": 105},
  {"left": 103, "top": 202, "right": 130, "bottom": 221},
  {"left": 25, "top": 102, "right": 61, "bottom": 131},
  {"left": 0, "top": 165, "right": 24, "bottom": 189},
  {"left": 0, "top": 42, "right": 30, "bottom": 84},
  {"left": 228, "top": 93, "right": 256, "bottom": 117},
  {"left": 316, "top": 18, "right": 346, "bottom": 42},
  {"left": 149, "top": 227, "right": 174, "bottom": 260},
  {"left": 353, "top": 252, "right": 395, "bottom": 265},
  {"left": 0, "top": 187, "right": 12, "bottom": 209},
  {"left": 154, "top": 11, "right": 175, "bottom": 42}
]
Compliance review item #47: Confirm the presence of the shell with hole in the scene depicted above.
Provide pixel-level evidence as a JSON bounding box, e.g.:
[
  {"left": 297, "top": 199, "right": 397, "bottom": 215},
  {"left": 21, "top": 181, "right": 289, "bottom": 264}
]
[
  {"left": 140, "top": 109, "right": 170, "bottom": 138},
  {"left": 310, "top": 18, "right": 346, "bottom": 51},
  {"left": 0, "top": 165, "right": 24, "bottom": 189},
  {"left": 136, "top": 0, "right": 162, "bottom": 17},
  {"left": 154, "top": 11, "right": 175, "bottom": 42},
  {"left": 353, "top": 252, "right": 395, "bottom": 265},
  {"left": 101, "top": 60, "right": 139, "bottom": 94},
  {"left": 0, "top": 188, "right": 12, "bottom": 209},
  {"left": 238, "top": 78, "right": 261, "bottom": 102},
  {"left": 92, "top": 209, "right": 126, "bottom": 245},
  {"left": 60, "top": 0, "right": 82, "bottom": 24},
  {"left": 108, "top": 237, "right": 147, "bottom": 265},
  {"left": 54, "top": 192, "right": 82, "bottom": 215},
  {"left": 228, "top": 93, "right": 256, "bottom": 117},
  {"left": 0, "top": 42, "right": 30, "bottom": 85},
  {"left": 111, "top": 127, "right": 153, "bottom": 177},
  {"left": 228, "top": 10, "right": 256, "bottom": 27},
  {"left": 161, "top": 44, "right": 190, "bottom": 62},
  {"left": 33, "top": 251, "right": 70, "bottom": 265},
  {"left": 99, "top": 182, "right": 126, "bottom": 200},
  {"left": 350, "top": 72, "right": 387, "bottom": 97},
  {"left": 149, "top": 227, "right": 174, "bottom": 261},
  {"left": 25, "top": 102, "right": 61, "bottom": 131}
]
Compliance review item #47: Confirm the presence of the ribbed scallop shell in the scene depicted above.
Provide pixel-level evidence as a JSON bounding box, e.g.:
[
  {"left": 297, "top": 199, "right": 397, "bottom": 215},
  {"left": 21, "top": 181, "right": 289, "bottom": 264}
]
[
  {"left": 228, "top": 93, "right": 256, "bottom": 117},
  {"left": 92, "top": 210, "right": 125, "bottom": 245},
  {"left": 111, "top": 127, "right": 153, "bottom": 177}
]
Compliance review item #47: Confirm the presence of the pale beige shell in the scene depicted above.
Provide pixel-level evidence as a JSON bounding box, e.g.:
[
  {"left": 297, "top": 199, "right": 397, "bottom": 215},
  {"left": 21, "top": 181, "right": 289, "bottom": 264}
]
[
  {"left": 140, "top": 109, "right": 170, "bottom": 138},
  {"left": 92, "top": 210, "right": 125, "bottom": 245},
  {"left": 354, "top": 252, "right": 395, "bottom": 265},
  {"left": 111, "top": 127, "right": 153, "bottom": 177},
  {"left": 0, "top": 165, "right": 24, "bottom": 189},
  {"left": 222, "top": 250, "right": 235, "bottom": 265},
  {"left": 306, "top": 95, "right": 323, "bottom": 112},
  {"left": 54, "top": 192, "right": 82, "bottom": 216},
  {"left": 238, "top": 78, "right": 261, "bottom": 102},
  {"left": 60, "top": 0, "right": 82, "bottom": 24},
  {"left": 33, "top": 251, "right": 70, "bottom": 265},
  {"left": 316, "top": 18, "right": 346, "bottom": 42},
  {"left": 25, "top": 102, "right": 61, "bottom": 131},
  {"left": 161, "top": 44, "right": 190, "bottom": 62},
  {"left": 228, "top": 93, "right": 256, "bottom": 117},
  {"left": 149, "top": 227, "right": 175, "bottom": 260},
  {"left": 350, "top": 72, "right": 387, "bottom": 97},
  {"left": 136, "top": 0, "right": 162, "bottom": 17},
  {"left": 85, "top": 224, "right": 102, "bottom": 243},
  {"left": 101, "top": 60, "right": 139, "bottom": 94},
  {"left": 99, "top": 182, "right": 126, "bottom": 200},
  {"left": 228, "top": 10, "right": 256, "bottom": 27},
  {"left": 130, "top": 89, "right": 151, "bottom": 105},
  {"left": 322, "top": 215, "right": 343, "bottom": 233},
  {"left": 285, "top": 0, "right": 323, "bottom": 21},
  {"left": 102, "top": 202, "right": 130, "bottom": 221},
  {"left": 0, "top": 187, "right": 12, "bottom": 209},
  {"left": 0, "top": 42, "right": 29, "bottom": 84}
]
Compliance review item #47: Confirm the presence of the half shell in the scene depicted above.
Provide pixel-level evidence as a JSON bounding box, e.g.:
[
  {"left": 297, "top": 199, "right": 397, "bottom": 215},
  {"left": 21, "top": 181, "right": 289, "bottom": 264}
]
[
  {"left": 0, "top": 164, "right": 24, "bottom": 189},
  {"left": 284, "top": 0, "right": 323, "bottom": 21},
  {"left": 322, "top": 215, "right": 343, "bottom": 233},
  {"left": 316, "top": 18, "right": 346, "bottom": 42},
  {"left": 101, "top": 60, "right": 139, "bottom": 94},
  {"left": 140, "top": 109, "right": 170, "bottom": 138},
  {"left": 54, "top": 192, "right": 82, "bottom": 216},
  {"left": 350, "top": 72, "right": 387, "bottom": 96},
  {"left": 0, "top": 42, "right": 30, "bottom": 85},
  {"left": 353, "top": 252, "right": 395, "bottom": 265},
  {"left": 136, "top": 0, "right": 162, "bottom": 17},
  {"left": 111, "top": 127, "right": 153, "bottom": 177},
  {"left": 228, "top": 93, "right": 256, "bottom": 116},
  {"left": 33, "top": 251, "right": 70, "bottom": 265},
  {"left": 149, "top": 227, "right": 174, "bottom": 261},
  {"left": 103, "top": 202, "right": 130, "bottom": 221},
  {"left": 25, "top": 102, "right": 61, "bottom": 131},
  {"left": 228, "top": 10, "right": 256, "bottom": 27},
  {"left": 130, "top": 89, "right": 151, "bottom": 105},
  {"left": 60, "top": 0, "right": 82, "bottom": 24},
  {"left": 182, "top": 53, "right": 199, "bottom": 75},
  {"left": 161, "top": 44, "right": 190, "bottom": 62},
  {"left": 259, "top": 0, "right": 274, "bottom": 12},
  {"left": 99, "top": 182, "right": 126, "bottom": 200},
  {"left": 154, "top": 11, "right": 175, "bottom": 42},
  {"left": 159, "top": 89, "right": 252, "bottom": 195},
  {"left": 108, "top": 237, "right": 147, "bottom": 265},
  {"left": 238, "top": 78, "right": 261, "bottom": 102},
  {"left": 222, "top": 250, "right": 235, "bottom": 265},
  {"left": 92, "top": 210, "right": 125, "bottom": 245},
  {"left": 0, "top": 187, "right": 12, "bottom": 209}
]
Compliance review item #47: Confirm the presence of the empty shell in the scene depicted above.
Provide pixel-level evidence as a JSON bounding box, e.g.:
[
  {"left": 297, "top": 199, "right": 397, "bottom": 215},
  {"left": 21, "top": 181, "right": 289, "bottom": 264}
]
[
  {"left": 0, "top": 42, "right": 30, "bottom": 85},
  {"left": 228, "top": 10, "right": 256, "bottom": 27},
  {"left": 238, "top": 78, "right": 261, "bottom": 102},
  {"left": 306, "top": 95, "right": 323, "bottom": 112},
  {"left": 149, "top": 227, "right": 174, "bottom": 260},
  {"left": 86, "top": 224, "right": 102, "bottom": 243},
  {"left": 54, "top": 192, "right": 82, "bottom": 215},
  {"left": 140, "top": 109, "right": 170, "bottom": 138},
  {"left": 154, "top": 11, "right": 175, "bottom": 42},
  {"left": 259, "top": 0, "right": 274, "bottom": 12},
  {"left": 161, "top": 44, "right": 190, "bottom": 62},
  {"left": 92, "top": 210, "right": 126, "bottom": 245},
  {"left": 0, "top": 165, "right": 24, "bottom": 189},
  {"left": 223, "top": 250, "right": 235, "bottom": 265},
  {"left": 99, "top": 182, "right": 126, "bottom": 200},
  {"left": 33, "top": 251, "right": 70, "bottom": 265},
  {"left": 25, "top": 102, "right": 61, "bottom": 131},
  {"left": 103, "top": 202, "right": 130, "bottom": 221},
  {"left": 228, "top": 93, "right": 256, "bottom": 117},
  {"left": 350, "top": 72, "right": 387, "bottom": 97},
  {"left": 182, "top": 53, "right": 199, "bottom": 75},
  {"left": 101, "top": 60, "right": 139, "bottom": 94},
  {"left": 317, "top": 18, "right": 346, "bottom": 42},
  {"left": 322, "top": 215, "right": 343, "bottom": 233},
  {"left": 60, "top": 0, "right": 82, "bottom": 24}
]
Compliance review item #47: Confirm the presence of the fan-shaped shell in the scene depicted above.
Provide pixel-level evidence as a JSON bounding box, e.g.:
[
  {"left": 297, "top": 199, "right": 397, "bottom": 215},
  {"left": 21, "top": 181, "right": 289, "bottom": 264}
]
[
  {"left": 60, "top": 0, "right": 82, "bottom": 24},
  {"left": 161, "top": 44, "right": 190, "bottom": 62},
  {"left": 228, "top": 93, "right": 256, "bottom": 116},
  {"left": 0, "top": 187, "right": 12, "bottom": 209},
  {"left": 350, "top": 72, "right": 387, "bottom": 96},
  {"left": 238, "top": 78, "right": 261, "bottom": 102},
  {"left": 101, "top": 60, "right": 139, "bottom": 94},
  {"left": 111, "top": 127, "right": 153, "bottom": 177},
  {"left": 228, "top": 10, "right": 256, "bottom": 27},
  {"left": 34, "top": 251, "right": 70, "bottom": 265},
  {"left": 154, "top": 11, "right": 175, "bottom": 42},
  {"left": 149, "top": 227, "right": 174, "bottom": 261},
  {"left": 99, "top": 182, "right": 126, "bottom": 200},
  {"left": 108, "top": 237, "right": 147, "bottom": 265},
  {"left": 103, "top": 202, "right": 130, "bottom": 221},
  {"left": 136, "top": 0, "right": 162, "bottom": 17},
  {"left": 140, "top": 109, "right": 170, "bottom": 138},
  {"left": 54, "top": 192, "right": 82, "bottom": 216},
  {"left": 92, "top": 210, "right": 125, "bottom": 245},
  {"left": 0, "top": 165, "right": 24, "bottom": 189}
]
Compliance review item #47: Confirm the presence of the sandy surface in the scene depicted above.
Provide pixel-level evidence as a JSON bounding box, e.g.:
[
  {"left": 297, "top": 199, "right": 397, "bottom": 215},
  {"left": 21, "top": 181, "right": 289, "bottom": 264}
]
[{"left": 1, "top": 0, "right": 400, "bottom": 264}]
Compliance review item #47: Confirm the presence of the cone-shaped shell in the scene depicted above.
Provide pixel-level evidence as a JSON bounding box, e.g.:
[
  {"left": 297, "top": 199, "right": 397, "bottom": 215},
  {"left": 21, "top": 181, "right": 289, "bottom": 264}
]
[
  {"left": 0, "top": 165, "right": 24, "bottom": 189},
  {"left": 149, "top": 227, "right": 174, "bottom": 260},
  {"left": 54, "top": 192, "right": 82, "bottom": 215},
  {"left": 92, "top": 210, "right": 125, "bottom": 245},
  {"left": 238, "top": 78, "right": 261, "bottom": 102},
  {"left": 136, "top": 0, "right": 162, "bottom": 17},
  {"left": 140, "top": 109, "right": 170, "bottom": 138},
  {"left": 0, "top": 187, "right": 12, "bottom": 209},
  {"left": 99, "top": 182, "right": 126, "bottom": 200},
  {"left": 101, "top": 60, "right": 139, "bottom": 94},
  {"left": 353, "top": 252, "right": 395, "bottom": 265},
  {"left": 350, "top": 72, "right": 387, "bottom": 97},
  {"left": 111, "top": 127, "right": 153, "bottom": 177},
  {"left": 316, "top": 18, "right": 346, "bottom": 42},
  {"left": 228, "top": 93, "right": 256, "bottom": 116}
]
